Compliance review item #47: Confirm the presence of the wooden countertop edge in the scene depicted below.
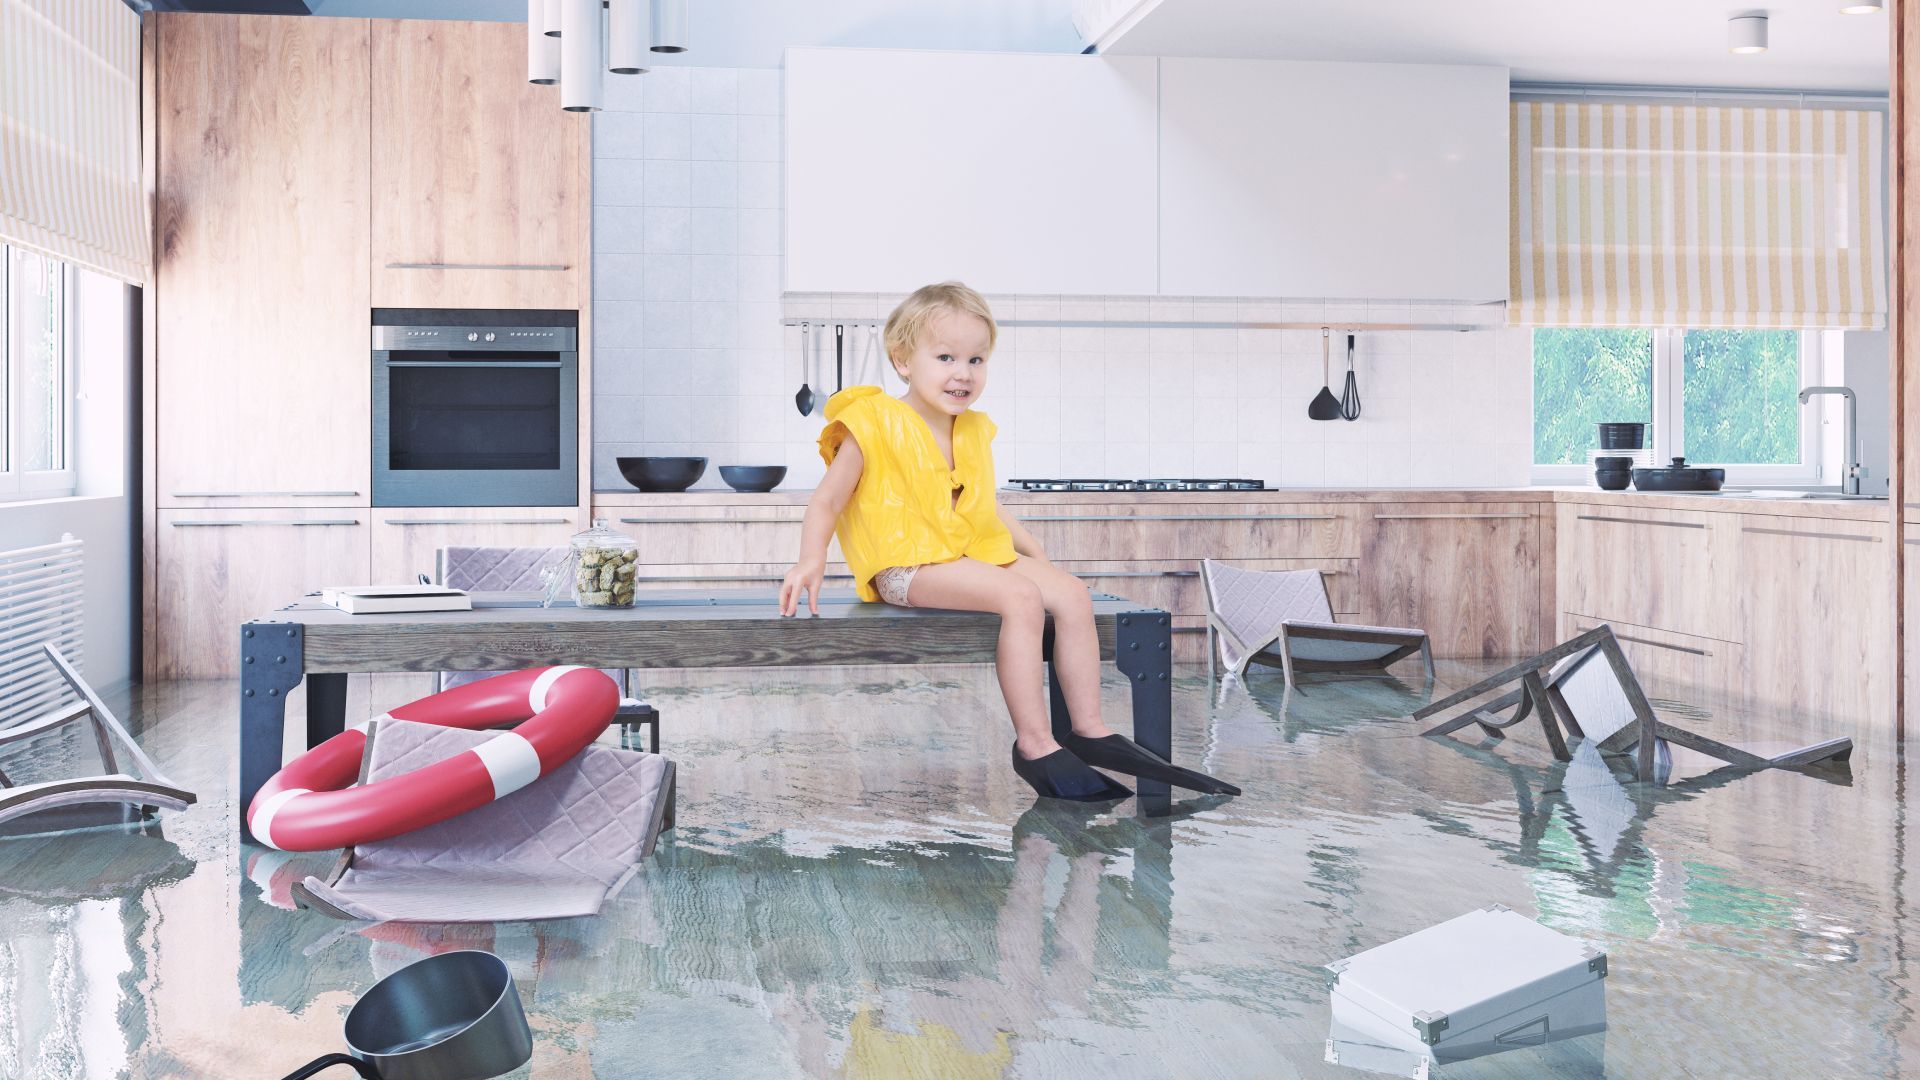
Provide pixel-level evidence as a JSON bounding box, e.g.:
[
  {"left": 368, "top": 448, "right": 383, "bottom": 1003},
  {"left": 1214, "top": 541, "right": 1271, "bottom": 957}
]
[{"left": 588, "top": 487, "right": 1890, "bottom": 522}]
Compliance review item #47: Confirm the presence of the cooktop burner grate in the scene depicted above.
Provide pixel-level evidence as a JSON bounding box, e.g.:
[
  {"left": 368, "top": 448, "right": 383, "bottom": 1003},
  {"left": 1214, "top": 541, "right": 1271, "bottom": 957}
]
[{"left": 1005, "top": 478, "right": 1267, "bottom": 492}]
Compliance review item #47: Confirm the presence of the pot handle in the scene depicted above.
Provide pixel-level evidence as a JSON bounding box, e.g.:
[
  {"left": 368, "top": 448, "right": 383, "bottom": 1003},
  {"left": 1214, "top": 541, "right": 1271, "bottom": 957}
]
[{"left": 280, "top": 1054, "right": 381, "bottom": 1080}]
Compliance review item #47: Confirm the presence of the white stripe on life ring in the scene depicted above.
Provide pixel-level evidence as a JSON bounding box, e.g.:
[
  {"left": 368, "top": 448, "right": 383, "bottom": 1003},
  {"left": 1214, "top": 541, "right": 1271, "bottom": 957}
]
[
  {"left": 252, "top": 786, "right": 312, "bottom": 851},
  {"left": 472, "top": 732, "right": 543, "bottom": 800},
  {"left": 529, "top": 665, "right": 585, "bottom": 713}
]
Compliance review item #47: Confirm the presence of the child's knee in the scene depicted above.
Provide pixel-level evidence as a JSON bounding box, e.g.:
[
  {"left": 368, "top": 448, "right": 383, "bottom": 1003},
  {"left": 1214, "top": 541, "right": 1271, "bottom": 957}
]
[{"left": 998, "top": 577, "right": 1046, "bottom": 623}]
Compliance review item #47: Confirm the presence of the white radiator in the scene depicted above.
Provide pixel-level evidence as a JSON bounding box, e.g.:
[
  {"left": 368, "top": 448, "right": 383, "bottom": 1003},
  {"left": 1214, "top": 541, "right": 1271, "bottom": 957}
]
[{"left": 0, "top": 535, "right": 84, "bottom": 727}]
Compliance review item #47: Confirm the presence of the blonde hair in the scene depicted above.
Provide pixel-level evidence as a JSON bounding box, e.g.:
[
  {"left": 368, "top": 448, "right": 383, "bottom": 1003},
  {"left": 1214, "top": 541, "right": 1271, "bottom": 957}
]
[{"left": 882, "top": 282, "right": 997, "bottom": 377}]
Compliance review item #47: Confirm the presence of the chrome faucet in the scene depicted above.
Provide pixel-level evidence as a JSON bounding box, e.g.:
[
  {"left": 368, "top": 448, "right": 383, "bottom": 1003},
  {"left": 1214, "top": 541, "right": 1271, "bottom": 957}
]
[{"left": 1798, "top": 385, "right": 1862, "bottom": 495}]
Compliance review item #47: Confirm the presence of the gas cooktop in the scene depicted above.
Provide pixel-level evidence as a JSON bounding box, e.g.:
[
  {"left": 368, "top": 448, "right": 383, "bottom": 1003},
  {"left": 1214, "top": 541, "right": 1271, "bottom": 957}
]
[{"left": 1004, "top": 478, "right": 1267, "bottom": 492}]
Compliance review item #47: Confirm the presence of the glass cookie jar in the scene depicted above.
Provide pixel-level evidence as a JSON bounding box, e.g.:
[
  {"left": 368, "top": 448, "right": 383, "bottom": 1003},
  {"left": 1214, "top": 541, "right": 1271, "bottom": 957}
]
[{"left": 552, "top": 518, "right": 639, "bottom": 608}]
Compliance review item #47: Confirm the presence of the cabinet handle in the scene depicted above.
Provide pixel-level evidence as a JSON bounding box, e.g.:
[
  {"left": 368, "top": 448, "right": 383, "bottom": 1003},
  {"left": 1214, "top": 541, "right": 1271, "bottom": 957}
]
[
  {"left": 1374, "top": 513, "right": 1531, "bottom": 521},
  {"left": 616, "top": 516, "right": 801, "bottom": 525},
  {"left": 1069, "top": 570, "right": 1201, "bottom": 579},
  {"left": 1018, "top": 514, "right": 1337, "bottom": 523},
  {"left": 171, "top": 490, "right": 360, "bottom": 498},
  {"left": 1575, "top": 514, "right": 1705, "bottom": 530},
  {"left": 385, "top": 262, "right": 570, "bottom": 271},
  {"left": 385, "top": 360, "right": 564, "bottom": 369},
  {"left": 1740, "top": 526, "right": 1880, "bottom": 544},
  {"left": 384, "top": 517, "right": 570, "bottom": 526},
  {"left": 170, "top": 519, "right": 360, "bottom": 527},
  {"left": 1573, "top": 623, "right": 1711, "bottom": 657}
]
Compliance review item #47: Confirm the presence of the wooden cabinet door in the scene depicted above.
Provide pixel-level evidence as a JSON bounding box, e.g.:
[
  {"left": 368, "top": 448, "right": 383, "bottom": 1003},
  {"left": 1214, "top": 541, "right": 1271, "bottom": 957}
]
[
  {"left": 154, "top": 14, "right": 369, "bottom": 508},
  {"left": 1908, "top": 525, "right": 1918, "bottom": 733},
  {"left": 370, "top": 508, "right": 582, "bottom": 585},
  {"left": 1556, "top": 503, "right": 1738, "bottom": 641},
  {"left": 1559, "top": 613, "right": 1744, "bottom": 702},
  {"left": 370, "top": 19, "right": 583, "bottom": 309},
  {"left": 1012, "top": 504, "right": 1358, "bottom": 562},
  {"left": 1362, "top": 505, "right": 1541, "bottom": 658},
  {"left": 154, "top": 509, "right": 369, "bottom": 678},
  {"left": 1736, "top": 515, "right": 1892, "bottom": 726}
]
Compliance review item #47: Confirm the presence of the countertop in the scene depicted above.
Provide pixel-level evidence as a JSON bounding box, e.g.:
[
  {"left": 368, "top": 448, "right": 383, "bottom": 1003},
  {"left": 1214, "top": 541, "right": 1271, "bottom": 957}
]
[{"left": 591, "top": 486, "right": 1893, "bottom": 522}]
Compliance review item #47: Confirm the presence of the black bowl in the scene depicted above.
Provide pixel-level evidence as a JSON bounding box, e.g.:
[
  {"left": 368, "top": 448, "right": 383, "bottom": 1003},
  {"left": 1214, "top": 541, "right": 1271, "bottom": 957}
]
[
  {"left": 1597, "top": 422, "right": 1647, "bottom": 450},
  {"left": 1593, "top": 455, "right": 1634, "bottom": 470},
  {"left": 617, "top": 456, "right": 707, "bottom": 492},
  {"left": 718, "top": 465, "right": 787, "bottom": 493},
  {"left": 1594, "top": 468, "right": 1632, "bottom": 491}
]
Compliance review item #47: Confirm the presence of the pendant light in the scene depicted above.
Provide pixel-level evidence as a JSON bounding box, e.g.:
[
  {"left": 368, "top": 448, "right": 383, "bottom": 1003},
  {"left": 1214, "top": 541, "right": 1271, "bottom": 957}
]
[
  {"left": 650, "top": 0, "right": 687, "bottom": 53},
  {"left": 1727, "top": 14, "right": 1767, "bottom": 54},
  {"left": 526, "top": 0, "right": 559, "bottom": 84},
  {"left": 1839, "top": 0, "right": 1883, "bottom": 12},
  {"left": 541, "top": 0, "right": 562, "bottom": 37},
  {"left": 560, "top": 0, "right": 604, "bottom": 111},
  {"left": 609, "top": 0, "right": 649, "bottom": 74}
]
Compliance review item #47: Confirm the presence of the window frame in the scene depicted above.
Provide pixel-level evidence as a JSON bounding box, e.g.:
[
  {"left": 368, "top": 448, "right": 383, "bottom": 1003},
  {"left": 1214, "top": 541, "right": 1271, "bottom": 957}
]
[
  {"left": 0, "top": 247, "right": 78, "bottom": 502},
  {"left": 1531, "top": 327, "right": 1825, "bottom": 487}
]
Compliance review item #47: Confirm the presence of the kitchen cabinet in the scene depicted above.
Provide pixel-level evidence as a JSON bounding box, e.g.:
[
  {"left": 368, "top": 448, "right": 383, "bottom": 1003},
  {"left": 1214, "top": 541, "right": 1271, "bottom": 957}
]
[
  {"left": 1558, "top": 613, "right": 1743, "bottom": 700},
  {"left": 154, "top": 509, "right": 370, "bottom": 679},
  {"left": 1157, "top": 58, "right": 1508, "bottom": 301},
  {"left": 1556, "top": 503, "right": 1738, "bottom": 643},
  {"left": 784, "top": 48, "right": 1158, "bottom": 295},
  {"left": 370, "top": 19, "right": 585, "bottom": 309},
  {"left": 596, "top": 505, "right": 843, "bottom": 566},
  {"left": 370, "top": 508, "right": 583, "bottom": 585},
  {"left": 1362, "top": 505, "right": 1541, "bottom": 658},
  {"left": 1735, "top": 514, "right": 1892, "bottom": 725},
  {"left": 1907, "top": 525, "right": 1919, "bottom": 730},
  {"left": 153, "top": 13, "right": 369, "bottom": 509},
  {"left": 1015, "top": 504, "right": 1358, "bottom": 563}
]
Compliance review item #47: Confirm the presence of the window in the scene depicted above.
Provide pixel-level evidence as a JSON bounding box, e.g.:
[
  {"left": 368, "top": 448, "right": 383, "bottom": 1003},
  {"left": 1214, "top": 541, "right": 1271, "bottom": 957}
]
[
  {"left": 1532, "top": 328, "right": 1823, "bottom": 485},
  {"left": 1, "top": 244, "right": 75, "bottom": 500}
]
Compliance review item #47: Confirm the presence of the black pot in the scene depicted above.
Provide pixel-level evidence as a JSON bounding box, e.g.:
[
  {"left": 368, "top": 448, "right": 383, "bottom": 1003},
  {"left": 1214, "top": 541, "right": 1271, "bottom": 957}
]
[
  {"left": 1631, "top": 456, "right": 1725, "bottom": 492},
  {"left": 1594, "top": 467, "right": 1633, "bottom": 491},
  {"left": 1597, "top": 422, "right": 1647, "bottom": 450},
  {"left": 617, "top": 456, "right": 707, "bottom": 492},
  {"left": 718, "top": 465, "right": 787, "bottom": 493}
]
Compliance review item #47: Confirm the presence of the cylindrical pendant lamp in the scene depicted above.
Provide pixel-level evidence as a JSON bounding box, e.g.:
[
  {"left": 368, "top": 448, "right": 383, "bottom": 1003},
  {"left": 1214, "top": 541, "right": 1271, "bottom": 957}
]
[
  {"left": 650, "top": 0, "right": 687, "bottom": 53},
  {"left": 560, "top": 0, "right": 604, "bottom": 111},
  {"left": 1727, "top": 14, "right": 1768, "bottom": 54},
  {"left": 527, "top": 0, "right": 559, "bottom": 84},
  {"left": 609, "top": 0, "right": 649, "bottom": 74},
  {"left": 541, "top": 0, "right": 563, "bottom": 38}
]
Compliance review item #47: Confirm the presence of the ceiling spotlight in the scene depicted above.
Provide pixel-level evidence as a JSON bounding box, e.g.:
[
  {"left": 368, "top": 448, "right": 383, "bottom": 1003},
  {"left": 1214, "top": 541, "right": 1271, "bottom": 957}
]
[
  {"left": 1839, "top": 0, "right": 1883, "bottom": 12},
  {"left": 1728, "top": 14, "right": 1768, "bottom": 54}
]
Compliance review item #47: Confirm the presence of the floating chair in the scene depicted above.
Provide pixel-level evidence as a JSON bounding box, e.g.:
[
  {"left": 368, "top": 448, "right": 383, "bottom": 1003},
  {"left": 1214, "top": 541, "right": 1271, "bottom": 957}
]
[
  {"left": 1201, "top": 559, "right": 1433, "bottom": 688},
  {"left": 0, "top": 645, "right": 196, "bottom": 830},
  {"left": 1414, "top": 625, "right": 1852, "bottom": 781}
]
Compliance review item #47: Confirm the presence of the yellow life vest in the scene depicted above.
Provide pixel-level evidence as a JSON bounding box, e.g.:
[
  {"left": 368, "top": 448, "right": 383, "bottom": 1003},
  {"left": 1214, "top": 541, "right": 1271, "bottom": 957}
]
[{"left": 818, "top": 386, "right": 1017, "bottom": 601}]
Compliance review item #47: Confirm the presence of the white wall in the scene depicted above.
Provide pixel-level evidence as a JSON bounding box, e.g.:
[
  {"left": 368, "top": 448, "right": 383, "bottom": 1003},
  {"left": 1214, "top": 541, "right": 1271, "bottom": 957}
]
[
  {"left": 590, "top": 65, "right": 1535, "bottom": 492},
  {"left": 1843, "top": 330, "right": 1891, "bottom": 496}
]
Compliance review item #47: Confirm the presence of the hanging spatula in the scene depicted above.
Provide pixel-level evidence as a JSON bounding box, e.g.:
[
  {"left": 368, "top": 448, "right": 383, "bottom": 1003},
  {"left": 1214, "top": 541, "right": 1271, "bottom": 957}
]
[{"left": 1309, "top": 327, "right": 1342, "bottom": 421}]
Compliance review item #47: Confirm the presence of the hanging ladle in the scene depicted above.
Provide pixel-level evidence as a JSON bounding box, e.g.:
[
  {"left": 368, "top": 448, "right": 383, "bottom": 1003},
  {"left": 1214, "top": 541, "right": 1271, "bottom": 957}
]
[
  {"left": 794, "top": 321, "right": 816, "bottom": 417},
  {"left": 1309, "top": 326, "right": 1343, "bottom": 421}
]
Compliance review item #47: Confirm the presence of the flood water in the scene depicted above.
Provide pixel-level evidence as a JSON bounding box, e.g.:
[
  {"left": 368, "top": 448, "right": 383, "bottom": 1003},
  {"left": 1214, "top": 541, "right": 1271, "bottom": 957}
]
[{"left": 0, "top": 659, "right": 1909, "bottom": 1078}]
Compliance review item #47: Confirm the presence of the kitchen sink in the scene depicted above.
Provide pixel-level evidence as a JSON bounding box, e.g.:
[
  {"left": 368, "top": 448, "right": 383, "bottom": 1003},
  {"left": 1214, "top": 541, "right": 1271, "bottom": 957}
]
[{"left": 1709, "top": 489, "right": 1889, "bottom": 501}]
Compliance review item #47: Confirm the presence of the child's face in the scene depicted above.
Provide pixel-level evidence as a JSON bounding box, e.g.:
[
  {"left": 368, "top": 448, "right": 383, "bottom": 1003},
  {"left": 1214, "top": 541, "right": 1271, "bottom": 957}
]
[{"left": 892, "top": 308, "right": 992, "bottom": 418}]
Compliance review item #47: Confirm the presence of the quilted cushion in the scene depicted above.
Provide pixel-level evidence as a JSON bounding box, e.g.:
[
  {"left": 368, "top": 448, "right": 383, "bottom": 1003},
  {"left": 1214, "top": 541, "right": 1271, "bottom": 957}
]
[
  {"left": 435, "top": 546, "right": 628, "bottom": 692},
  {"left": 298, "top": 718, "right": 671, "bottom": 922},
  {"left": 1202, "top": 560, "right": 1335, "bottom": 666}
]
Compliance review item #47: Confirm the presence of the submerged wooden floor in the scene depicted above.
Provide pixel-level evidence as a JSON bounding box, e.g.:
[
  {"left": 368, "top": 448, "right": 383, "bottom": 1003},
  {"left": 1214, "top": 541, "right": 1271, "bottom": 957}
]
[{"left": 0, "top": 659, "right": 1909, "bottom": 1078}]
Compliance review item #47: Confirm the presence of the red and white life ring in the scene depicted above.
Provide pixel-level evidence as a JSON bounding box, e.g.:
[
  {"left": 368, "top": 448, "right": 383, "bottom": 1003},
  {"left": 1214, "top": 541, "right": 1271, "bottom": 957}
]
[{"left": 246, "top": 666, "right": 618, "bottom": 852}]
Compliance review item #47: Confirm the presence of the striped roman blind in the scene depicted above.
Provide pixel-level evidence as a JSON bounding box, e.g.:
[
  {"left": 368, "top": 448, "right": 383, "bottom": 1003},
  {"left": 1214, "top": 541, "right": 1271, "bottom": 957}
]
[
  {"left": 1509, "top": 101, "right": 1886, "bottom": 329},
  {"left": 0, "top": 0, "right": 149, "bottom": 284}
]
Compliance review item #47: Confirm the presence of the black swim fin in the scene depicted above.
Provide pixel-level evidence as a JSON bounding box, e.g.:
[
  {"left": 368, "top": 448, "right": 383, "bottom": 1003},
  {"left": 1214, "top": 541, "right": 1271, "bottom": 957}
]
[
  {"left": 1061, "top": 733, "right": 1242, "bottom": 796},
  {"left": 1010, "top": 744, "right": 1132, "bottom": 803}
]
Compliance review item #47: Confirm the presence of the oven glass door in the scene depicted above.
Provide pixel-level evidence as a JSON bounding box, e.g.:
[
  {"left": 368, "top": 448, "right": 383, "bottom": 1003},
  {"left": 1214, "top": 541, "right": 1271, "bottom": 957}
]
[{"left": 387, "top": 355, "right": 563, "bottom": 471}]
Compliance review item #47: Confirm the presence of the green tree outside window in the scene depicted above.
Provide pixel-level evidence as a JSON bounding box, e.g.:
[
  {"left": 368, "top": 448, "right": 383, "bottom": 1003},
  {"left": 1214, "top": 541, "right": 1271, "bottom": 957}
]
[{"left": 1532, "top": 329, "right": 1653, "bottom": 465}]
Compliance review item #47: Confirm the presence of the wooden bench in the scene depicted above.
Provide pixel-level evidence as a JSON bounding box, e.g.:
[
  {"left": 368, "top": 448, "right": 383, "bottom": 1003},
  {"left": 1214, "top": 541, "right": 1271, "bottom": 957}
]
[{"left": 238, "top": 589, "right": 1179, "bottom": 840}]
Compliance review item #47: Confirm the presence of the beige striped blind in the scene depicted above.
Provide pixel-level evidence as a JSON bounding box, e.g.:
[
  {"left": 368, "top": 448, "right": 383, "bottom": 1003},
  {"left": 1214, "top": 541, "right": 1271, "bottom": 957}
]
[
  {"left": 1509, "top": 101, "right": 1885, "bottom": 329},
  {"left": 0, "top": 0, "right": 149, "bottom": 284}
]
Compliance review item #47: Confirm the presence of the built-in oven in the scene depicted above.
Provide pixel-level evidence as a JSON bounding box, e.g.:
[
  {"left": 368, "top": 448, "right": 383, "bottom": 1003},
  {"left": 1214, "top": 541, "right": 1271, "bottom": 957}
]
[{"left": 372, "top": 309, "right": 578, "bottom": 507}]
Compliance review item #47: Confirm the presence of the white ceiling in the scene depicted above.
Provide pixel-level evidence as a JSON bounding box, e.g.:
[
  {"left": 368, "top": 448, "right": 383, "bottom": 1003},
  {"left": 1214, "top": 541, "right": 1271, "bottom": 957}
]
[{"left": 1101, "top": 0, "right": 1890, "bottom": 93}]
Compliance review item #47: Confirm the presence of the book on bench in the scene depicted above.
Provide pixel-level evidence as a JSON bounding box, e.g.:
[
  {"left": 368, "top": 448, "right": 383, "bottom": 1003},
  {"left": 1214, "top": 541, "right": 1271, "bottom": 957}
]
[{"left": 322, "top": 585, "right": 472, "bottom": 614}]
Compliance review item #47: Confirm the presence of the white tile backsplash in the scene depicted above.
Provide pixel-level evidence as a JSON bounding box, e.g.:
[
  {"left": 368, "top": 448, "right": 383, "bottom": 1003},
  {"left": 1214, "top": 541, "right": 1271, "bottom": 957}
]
[{"left": 591, "top": 66, "right": 1533, "bottom": 493}]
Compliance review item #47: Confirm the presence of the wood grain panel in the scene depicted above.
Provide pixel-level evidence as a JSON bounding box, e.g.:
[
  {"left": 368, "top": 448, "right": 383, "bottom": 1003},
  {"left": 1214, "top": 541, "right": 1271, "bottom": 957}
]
[
  {"left": 156, "top": 509, "right": 370, "bottom": 678},
  {"left": 1908, "top": 524, "right": 1919, "bottom": 727},
  {"left": 1363, "top": 505, "right": 1540, "bottom": 658},
  {"left": 1558, "top": 613, "right": 1743, "bottom": 702},
  {"left": 1556, "top": 503, "right": 1738, "bottom": 642},
  {"left": 370, "top": 507, "right": 583, "bottom": 585},
  {"left": 1015, "top": 505, "right": 1358, "bottom": 561},
  {"left": 1736, "top": 514, "right": 1892, "bottom": 726},
  {"left": 370, "top": 19, "right": 583, "bottom": 308},
  {"left": 1060, "top": 558, "right": 1362, "bottom": 617},
  {"left": 604, "top": 514, "right": 842, "bottom": 565},
  {"left": 153, "top": 14, "right": 370, "bottom": 507}
]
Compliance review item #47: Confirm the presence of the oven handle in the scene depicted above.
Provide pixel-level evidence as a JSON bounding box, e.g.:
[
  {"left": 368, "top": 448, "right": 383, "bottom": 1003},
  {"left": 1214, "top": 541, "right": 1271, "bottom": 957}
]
[{"left": 384, "top": 360, "right": 565, "bottom": 369}]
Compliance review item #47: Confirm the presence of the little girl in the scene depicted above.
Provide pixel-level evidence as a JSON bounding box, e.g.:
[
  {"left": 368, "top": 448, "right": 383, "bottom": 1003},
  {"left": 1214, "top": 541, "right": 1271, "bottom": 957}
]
[{"left": 779, "top": 282, "right": 1237, "bottom": 802}]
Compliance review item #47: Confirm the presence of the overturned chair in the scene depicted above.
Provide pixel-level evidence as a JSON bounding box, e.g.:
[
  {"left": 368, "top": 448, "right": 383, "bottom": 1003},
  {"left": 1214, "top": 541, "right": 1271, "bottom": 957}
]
[
  {"left": 1201, "top": 559, "right": 1433, "bottom": 689},
  {"left": 1414, "top": 624, "right": 1852, "bottom": 781},
  {"left": 0, "top": 645, "right": 196, "bottom": 831}
]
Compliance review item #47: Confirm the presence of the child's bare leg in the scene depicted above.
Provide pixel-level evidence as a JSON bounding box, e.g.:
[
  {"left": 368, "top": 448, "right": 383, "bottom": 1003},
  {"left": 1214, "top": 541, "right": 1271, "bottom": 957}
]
[
  {"left": 905, "top": 557, "right": 1059, "bottom": 759},
  {"left": 1004, "top": 558, "right": 1114, "bottom": 740}
]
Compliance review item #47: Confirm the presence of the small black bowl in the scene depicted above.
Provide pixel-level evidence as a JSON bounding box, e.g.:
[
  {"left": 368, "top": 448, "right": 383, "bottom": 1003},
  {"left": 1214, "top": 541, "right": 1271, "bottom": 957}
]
[
  {"left": 1594, "top": 468, "right": 1633, "bottom": 491},
  {"left": 718, "top": 465, "right": 787, "bottom": 493},
  {"left": 1597, "top": 422, "right": 1647, "bottom": 450},
  {"left": 618, "top": 456, "right": 707, "bottom": 492},
  {"left": 1593, "top": 455, "right": 1634, "bottom": 470}
]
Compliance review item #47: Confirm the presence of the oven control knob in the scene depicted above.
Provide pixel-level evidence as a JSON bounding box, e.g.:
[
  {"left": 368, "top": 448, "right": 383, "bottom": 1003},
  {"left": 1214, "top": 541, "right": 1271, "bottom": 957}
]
[
  {"left": 467, "top": 332, "right": 479, "bottom": 342},
  {"left": 484, "top": 332, "right": 496, "bottom": 342}
]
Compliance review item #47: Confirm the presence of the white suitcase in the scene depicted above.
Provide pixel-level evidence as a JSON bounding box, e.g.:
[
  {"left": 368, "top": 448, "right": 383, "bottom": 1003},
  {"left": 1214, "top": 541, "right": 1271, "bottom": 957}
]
[{"left": 1324, "top": 905, "right": 1607, "bottom": 1066}]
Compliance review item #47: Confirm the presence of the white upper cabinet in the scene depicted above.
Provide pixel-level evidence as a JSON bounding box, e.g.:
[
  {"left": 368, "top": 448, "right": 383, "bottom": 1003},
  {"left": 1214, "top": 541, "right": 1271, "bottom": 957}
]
[
  {"left": 784, "top": 48, "right": 1159, "bottom": 295},
  {"left": 1158, "top": 58, "right": 1509, "bottom": 302}
]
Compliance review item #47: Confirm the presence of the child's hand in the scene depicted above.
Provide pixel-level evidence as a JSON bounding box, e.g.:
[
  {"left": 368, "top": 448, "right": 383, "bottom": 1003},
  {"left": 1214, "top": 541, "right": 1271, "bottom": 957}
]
[{"left": 780, "top": 558, "right": 826, "bottom": 616}]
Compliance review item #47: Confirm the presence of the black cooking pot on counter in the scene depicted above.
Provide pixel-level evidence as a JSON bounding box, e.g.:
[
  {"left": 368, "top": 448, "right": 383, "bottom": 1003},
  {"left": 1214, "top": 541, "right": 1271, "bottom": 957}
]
[{"left": 1631, "top": 457, "right": 1725, "bottom": 492}]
